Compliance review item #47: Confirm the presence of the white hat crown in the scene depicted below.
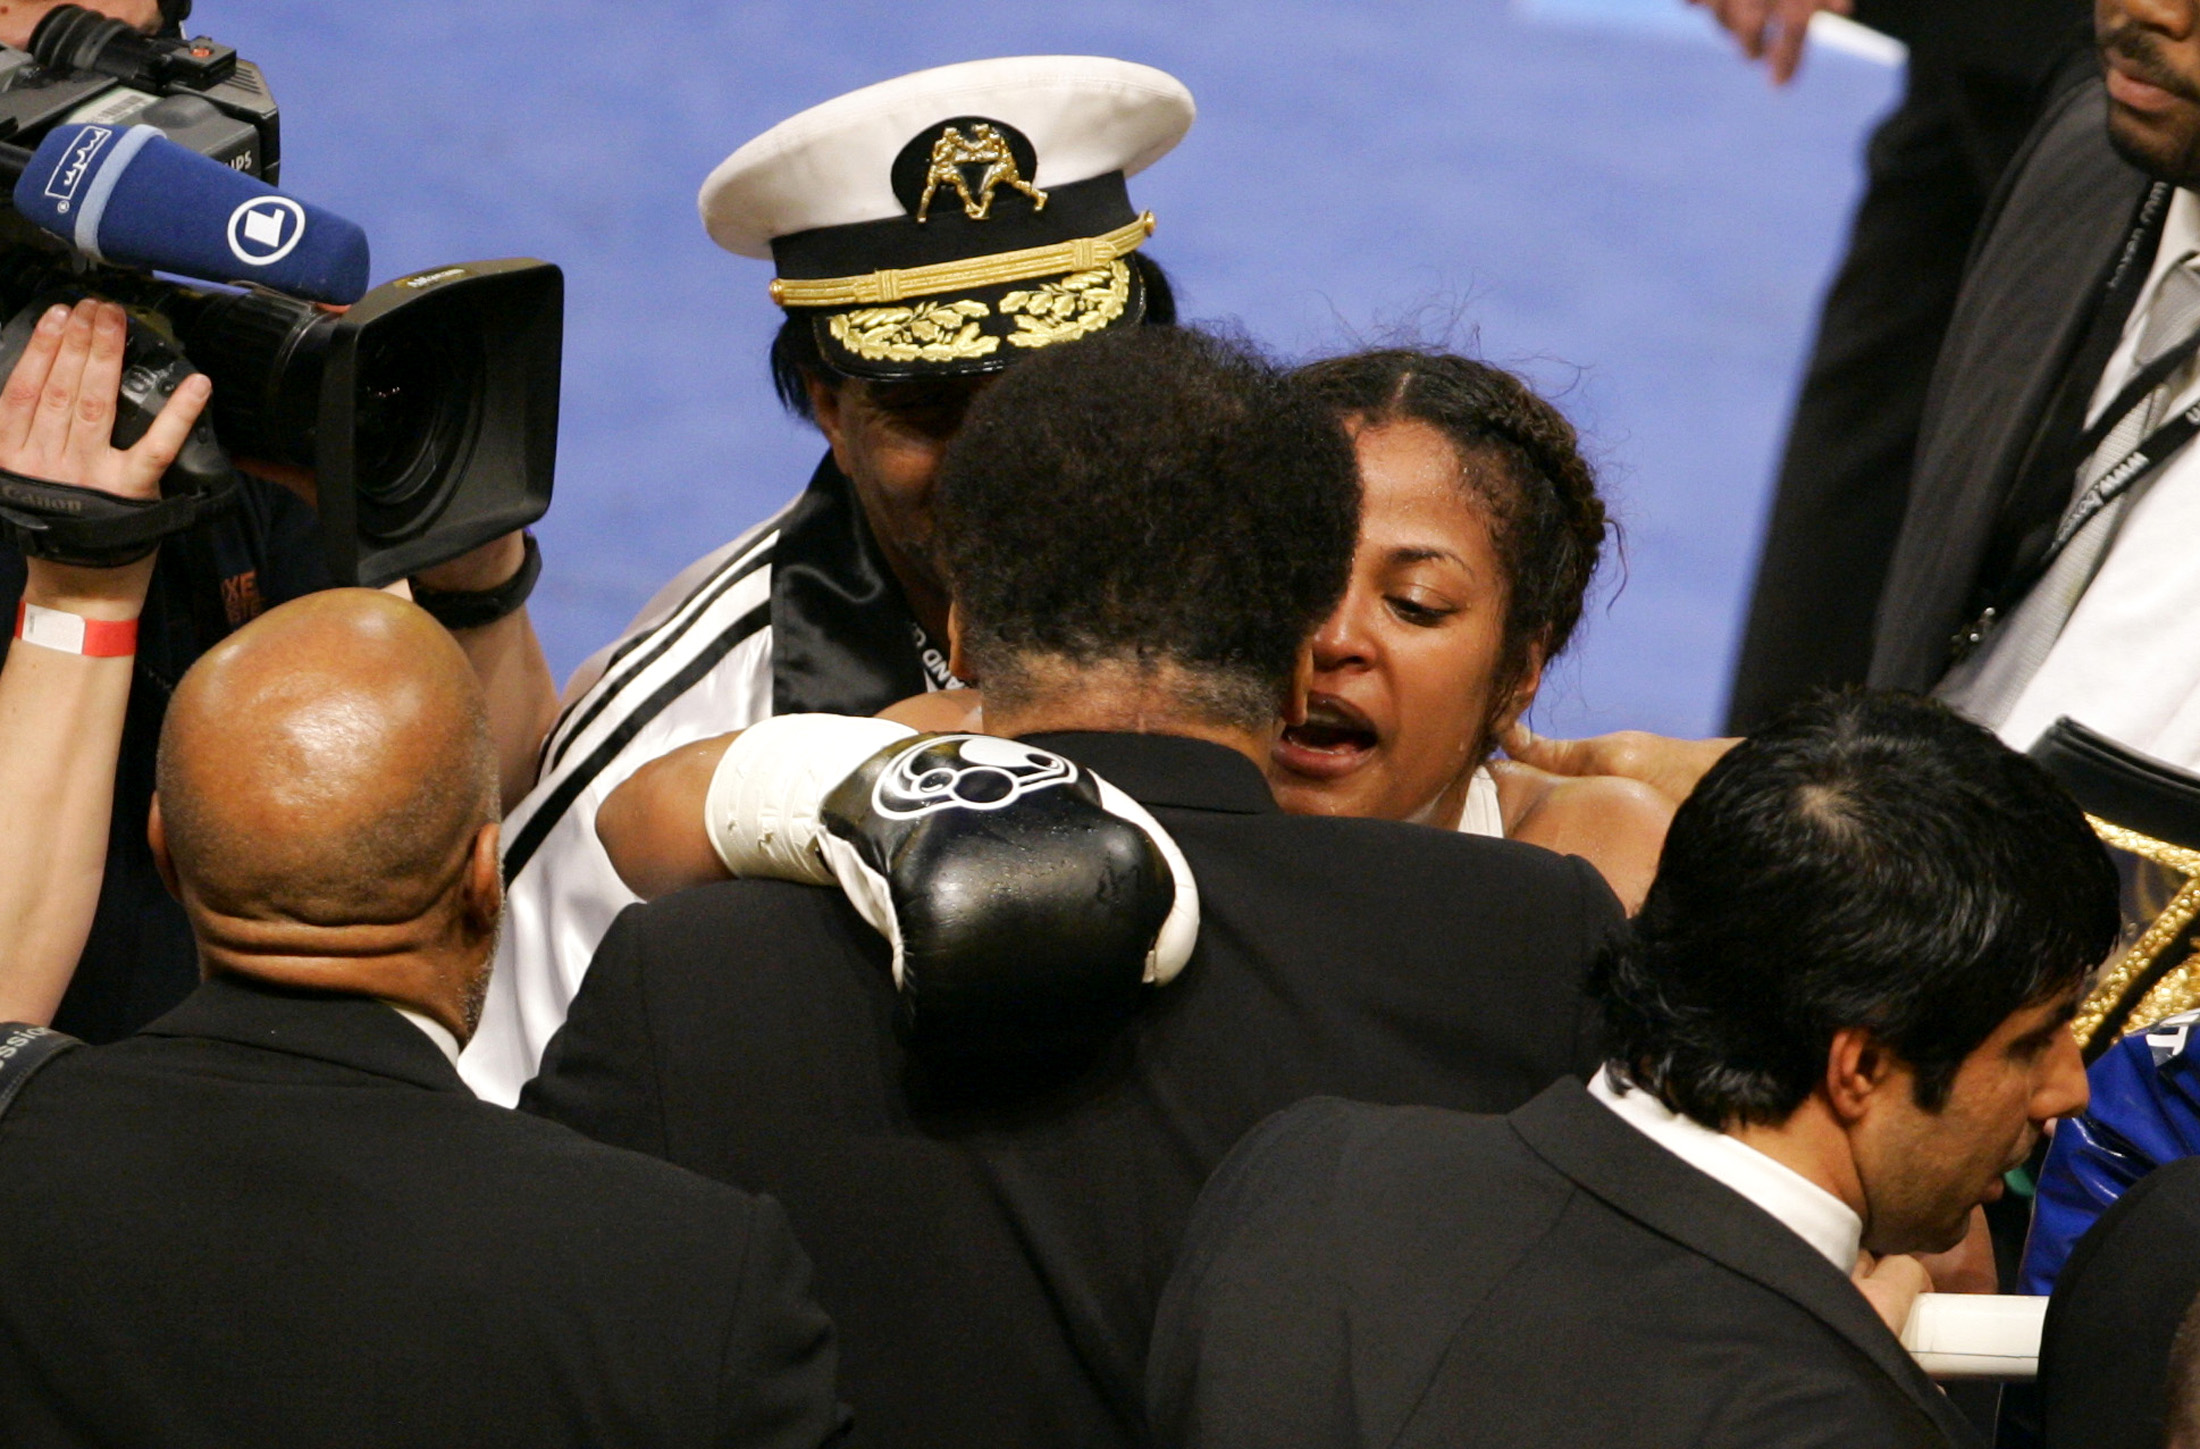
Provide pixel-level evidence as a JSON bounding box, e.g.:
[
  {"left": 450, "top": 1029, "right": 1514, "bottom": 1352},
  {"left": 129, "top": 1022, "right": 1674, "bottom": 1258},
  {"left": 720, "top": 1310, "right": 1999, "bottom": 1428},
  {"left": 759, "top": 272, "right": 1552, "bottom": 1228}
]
[{"left": 701, "top": 55, "right": 1195, "bottom": 259}]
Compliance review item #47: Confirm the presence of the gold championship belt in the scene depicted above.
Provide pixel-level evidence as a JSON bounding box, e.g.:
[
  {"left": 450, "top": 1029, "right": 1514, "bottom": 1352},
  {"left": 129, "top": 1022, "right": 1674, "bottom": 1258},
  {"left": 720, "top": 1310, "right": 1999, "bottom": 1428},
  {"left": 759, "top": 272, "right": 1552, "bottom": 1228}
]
[{"left": 2029, "top": 718, "right": 2200, "bottom": 1058}]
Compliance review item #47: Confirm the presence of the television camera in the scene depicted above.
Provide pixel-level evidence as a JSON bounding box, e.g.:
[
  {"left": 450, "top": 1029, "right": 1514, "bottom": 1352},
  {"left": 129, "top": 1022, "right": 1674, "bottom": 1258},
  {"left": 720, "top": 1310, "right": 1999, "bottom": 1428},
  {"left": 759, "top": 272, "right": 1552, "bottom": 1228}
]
[{"left": 0, "top": 5, "right": 559, "bottom": 587}]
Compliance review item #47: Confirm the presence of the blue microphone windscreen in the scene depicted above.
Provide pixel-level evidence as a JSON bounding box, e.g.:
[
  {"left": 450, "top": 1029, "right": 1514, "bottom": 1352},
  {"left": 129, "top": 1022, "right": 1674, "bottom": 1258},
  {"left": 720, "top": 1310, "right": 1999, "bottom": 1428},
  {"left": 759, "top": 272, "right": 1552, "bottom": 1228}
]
[{"left": 13, "top": 123, "right": 370, "bottom": 304}]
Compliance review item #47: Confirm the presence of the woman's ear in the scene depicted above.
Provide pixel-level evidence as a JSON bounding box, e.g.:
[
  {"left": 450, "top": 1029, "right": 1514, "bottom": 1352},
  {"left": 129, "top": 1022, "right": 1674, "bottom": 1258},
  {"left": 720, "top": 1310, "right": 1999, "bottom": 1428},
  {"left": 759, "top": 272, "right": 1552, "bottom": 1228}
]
[{"left": 1492, "top": 639, "right": 1549, "bottom": 737}]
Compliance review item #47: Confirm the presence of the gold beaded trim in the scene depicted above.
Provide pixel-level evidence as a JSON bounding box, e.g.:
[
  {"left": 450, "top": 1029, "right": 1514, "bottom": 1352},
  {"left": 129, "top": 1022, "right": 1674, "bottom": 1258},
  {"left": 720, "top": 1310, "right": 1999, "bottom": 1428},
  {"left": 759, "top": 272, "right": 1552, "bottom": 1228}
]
[
  {"left": 2074, "top": 815, "right": 2200, "bottom": 1050},
  {"left": 772, "top": 213, "right": 1155, "bottom": 309}
]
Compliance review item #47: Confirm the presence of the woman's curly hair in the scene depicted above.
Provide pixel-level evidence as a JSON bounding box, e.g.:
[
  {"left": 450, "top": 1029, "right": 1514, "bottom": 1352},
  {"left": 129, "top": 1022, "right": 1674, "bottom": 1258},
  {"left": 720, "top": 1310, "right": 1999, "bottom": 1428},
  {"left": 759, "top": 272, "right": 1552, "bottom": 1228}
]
[{"left": 1292, "top": 349, "right": 1608, "bottom": 702}]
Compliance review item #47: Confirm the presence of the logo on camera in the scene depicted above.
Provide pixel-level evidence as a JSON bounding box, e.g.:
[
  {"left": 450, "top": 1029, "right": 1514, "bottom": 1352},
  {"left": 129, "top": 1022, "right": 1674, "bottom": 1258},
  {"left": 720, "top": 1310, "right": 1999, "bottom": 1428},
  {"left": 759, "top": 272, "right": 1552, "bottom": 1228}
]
[
  {"left": 226, "top": 197, "right": 306, "bottom": 267},
  {"left": 43, "top": 126, "right": 114, "bottom": 211}
]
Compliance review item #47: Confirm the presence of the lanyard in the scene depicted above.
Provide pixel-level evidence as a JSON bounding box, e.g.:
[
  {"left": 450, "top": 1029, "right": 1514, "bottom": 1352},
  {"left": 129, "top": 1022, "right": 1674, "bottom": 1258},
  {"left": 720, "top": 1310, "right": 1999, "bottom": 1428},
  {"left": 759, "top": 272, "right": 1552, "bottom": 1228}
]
[
  {"left": 2039, "top": 328, "right": 2200, "bottom": 564},
  {"left": 1954, "top": 183, "right": 2196, "bottom": 659}
]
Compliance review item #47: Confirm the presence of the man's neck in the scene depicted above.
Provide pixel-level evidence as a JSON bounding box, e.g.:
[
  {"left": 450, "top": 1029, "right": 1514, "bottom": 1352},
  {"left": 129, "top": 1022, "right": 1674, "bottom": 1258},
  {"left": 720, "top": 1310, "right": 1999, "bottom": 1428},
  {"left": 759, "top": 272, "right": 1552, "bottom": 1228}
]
[
  {"left": 1729, "top": 1101, "right": 1868, "bottom": 1223},
  {"left": 981, "top": 666, "right": 1276, "bottom": 771},
  {"left": 188, "top": 901, "right": 484, "bottom": 1044}
]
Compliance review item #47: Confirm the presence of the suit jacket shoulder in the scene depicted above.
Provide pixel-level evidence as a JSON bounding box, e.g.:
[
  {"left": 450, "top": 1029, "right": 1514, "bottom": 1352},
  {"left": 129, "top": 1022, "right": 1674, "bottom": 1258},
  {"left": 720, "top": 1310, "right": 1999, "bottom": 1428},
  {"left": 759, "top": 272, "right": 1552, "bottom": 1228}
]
[
  {"left": 0, "top": 985, "right": 849, "bottom": 1449},
  {"left": 1151, "top": 1087, "right": 1978, "bottom": 1449},
  {"left": 1873, "top": 80, "right": 2150, "bottom": 690}
]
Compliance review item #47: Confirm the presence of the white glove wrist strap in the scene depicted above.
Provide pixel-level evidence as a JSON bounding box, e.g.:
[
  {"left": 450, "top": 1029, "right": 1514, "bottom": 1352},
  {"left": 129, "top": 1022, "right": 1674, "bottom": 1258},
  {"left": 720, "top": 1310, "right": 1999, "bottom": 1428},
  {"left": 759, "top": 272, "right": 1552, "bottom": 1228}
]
[{"left": 703, "top": 714, "right": 918, "bottom": 885}]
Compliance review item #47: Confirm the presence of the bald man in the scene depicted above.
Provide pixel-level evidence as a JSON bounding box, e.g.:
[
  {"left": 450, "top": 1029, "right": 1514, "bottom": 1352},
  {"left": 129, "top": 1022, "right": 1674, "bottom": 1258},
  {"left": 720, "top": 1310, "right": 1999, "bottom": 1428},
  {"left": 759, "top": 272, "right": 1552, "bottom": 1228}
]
[{"left": 0, "top": 591, "right": 849, "bottom": 1449}]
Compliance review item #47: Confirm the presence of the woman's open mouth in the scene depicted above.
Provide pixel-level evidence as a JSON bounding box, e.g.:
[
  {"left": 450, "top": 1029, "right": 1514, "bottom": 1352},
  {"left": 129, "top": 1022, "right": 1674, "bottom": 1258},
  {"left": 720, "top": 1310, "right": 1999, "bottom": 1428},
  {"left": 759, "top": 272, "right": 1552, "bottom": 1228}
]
[{"left": 1274, "top": 695, "right": 1380, "bottom": 780}]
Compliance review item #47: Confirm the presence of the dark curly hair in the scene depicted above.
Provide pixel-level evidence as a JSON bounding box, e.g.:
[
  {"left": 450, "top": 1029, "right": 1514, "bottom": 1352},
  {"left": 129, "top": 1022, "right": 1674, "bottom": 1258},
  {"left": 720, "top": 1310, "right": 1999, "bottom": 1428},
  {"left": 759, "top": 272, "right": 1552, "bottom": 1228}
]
[
  {"left": 1592, "top": 690, "right": 2119, "bottom": 1129},
  {"left": 1292, "top": 349, "right": 1606, "bottom": 707},
  {"left": 935, "top": 325, "right": 1359, "bottom": 730},
  {"left": 769, "top": 253, "right": 1179, "bottom": 423}
]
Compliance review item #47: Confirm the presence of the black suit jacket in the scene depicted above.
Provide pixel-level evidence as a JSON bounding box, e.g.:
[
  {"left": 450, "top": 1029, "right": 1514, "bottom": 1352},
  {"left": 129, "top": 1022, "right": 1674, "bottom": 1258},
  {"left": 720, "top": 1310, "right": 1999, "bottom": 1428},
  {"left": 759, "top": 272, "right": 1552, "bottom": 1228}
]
[
  {"left": 0, "top": 975, "right": 850, "bottom": 1449},
  {"left": 1849, "top": 0, "right": 2085, "bottom": 82},
  {"left": 1149, "top": 1083, "right": 1979, "bottom": 1449},
  {"left": 525, "top": 731, "right": 1622, "bottom": 1449},
  {"left": 2036, "top": 1154, "right": 2200, "bottom": 1448},
  {"left": 1871, "top": 80, "right": 2151, "bottom": 691}
]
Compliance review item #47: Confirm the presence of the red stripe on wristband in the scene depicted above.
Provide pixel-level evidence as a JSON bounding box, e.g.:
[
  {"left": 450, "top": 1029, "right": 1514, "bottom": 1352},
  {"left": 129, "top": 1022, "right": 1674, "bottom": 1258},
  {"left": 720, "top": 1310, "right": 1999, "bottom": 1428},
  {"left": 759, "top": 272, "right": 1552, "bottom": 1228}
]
[{"left": 14, "top": 601, "right": 138, "bottom": 657}]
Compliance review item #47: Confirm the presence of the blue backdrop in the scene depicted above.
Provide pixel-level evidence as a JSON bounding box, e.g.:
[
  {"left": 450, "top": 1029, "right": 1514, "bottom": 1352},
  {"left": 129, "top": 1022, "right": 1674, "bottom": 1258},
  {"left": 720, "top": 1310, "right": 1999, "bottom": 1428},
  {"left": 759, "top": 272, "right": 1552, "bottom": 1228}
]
[{"left": 231, "top": 0, "right": 1901, "bottom": 737}]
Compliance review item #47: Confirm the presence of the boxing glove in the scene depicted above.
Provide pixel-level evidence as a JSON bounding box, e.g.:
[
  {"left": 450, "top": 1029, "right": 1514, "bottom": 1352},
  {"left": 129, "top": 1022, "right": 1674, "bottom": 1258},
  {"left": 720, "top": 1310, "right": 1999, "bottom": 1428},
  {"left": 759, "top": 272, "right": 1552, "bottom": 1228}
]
[{"left": 705, "top": 715, "right": 1199, "bottom": 1057}]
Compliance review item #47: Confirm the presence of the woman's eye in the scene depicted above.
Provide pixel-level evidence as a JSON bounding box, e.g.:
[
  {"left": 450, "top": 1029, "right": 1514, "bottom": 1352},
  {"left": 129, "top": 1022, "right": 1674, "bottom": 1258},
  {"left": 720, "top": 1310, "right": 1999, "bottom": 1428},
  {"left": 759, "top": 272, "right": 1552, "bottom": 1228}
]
[{"left": 1387, "top": 595, "right": 1455, "bottom": 626}]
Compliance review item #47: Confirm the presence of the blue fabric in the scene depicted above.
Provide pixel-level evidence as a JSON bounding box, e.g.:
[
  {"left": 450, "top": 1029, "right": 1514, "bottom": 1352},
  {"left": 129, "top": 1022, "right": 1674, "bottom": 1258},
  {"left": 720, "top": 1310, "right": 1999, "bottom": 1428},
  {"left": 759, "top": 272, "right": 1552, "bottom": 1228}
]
[
  {"left": 12, "top": 124, "right": 369, "bottom": 303},
  {"left": 2022, "top": 1011, "right": 2200, "bottom": 1294}
]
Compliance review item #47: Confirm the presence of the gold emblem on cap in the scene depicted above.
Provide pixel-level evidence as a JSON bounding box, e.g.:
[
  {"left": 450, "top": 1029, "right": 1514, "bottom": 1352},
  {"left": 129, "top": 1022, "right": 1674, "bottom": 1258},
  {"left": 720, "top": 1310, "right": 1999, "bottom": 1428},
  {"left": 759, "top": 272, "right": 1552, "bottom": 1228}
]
[
  {"left": 916, "top": 123, "right": 1049, "bottom": 224},
  {"left": 1001, "top": 260, "right": 1131, "bottom": 348},
  {"left": 828, "top": 298, "right": 1001, "bottom": 364}
]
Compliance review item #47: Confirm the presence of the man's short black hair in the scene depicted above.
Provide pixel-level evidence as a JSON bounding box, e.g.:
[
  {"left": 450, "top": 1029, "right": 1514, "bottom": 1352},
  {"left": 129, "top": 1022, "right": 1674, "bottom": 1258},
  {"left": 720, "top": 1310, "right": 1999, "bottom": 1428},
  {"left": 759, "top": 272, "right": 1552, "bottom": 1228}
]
[
  {"left": 935, "top": 324, "right": 1358, "bottom": 730},
  {"left": 1594, "top": 690, "right": 2120, "bottom": 1128},
  {"left": 768, "top": 253, "right": 1179, "bottom": 421}
]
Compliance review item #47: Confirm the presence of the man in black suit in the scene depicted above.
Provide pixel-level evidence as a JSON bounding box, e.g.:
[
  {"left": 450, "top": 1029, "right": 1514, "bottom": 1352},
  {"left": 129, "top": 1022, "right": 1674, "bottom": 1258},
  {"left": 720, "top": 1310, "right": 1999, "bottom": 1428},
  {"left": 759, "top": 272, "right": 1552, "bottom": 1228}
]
[
  {"left": 0, "top": 589, "right": 849, "bottom": 1449},
  {"left": 524, "top": 326, "right": 1624, "bottom": 1449},
  {"left": 1870, "top": 0, "right": 2200, "bottom": 769},
  {"left": 2036, "top": 1153, "right": 2200, "bottom": 1448},
  {"left": 1723, "top": 0, "right": 2089, "bottom": 731},
  {"left": 1150, "top": 691, "right": 2119, "bottom": 1449}
]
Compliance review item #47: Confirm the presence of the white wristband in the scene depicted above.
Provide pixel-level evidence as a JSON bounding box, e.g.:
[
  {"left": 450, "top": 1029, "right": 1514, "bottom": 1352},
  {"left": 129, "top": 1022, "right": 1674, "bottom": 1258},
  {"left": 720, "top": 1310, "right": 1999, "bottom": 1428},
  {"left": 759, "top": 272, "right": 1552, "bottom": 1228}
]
[{"left": 703, "top": 714, "right": 918, "bottom": 884}]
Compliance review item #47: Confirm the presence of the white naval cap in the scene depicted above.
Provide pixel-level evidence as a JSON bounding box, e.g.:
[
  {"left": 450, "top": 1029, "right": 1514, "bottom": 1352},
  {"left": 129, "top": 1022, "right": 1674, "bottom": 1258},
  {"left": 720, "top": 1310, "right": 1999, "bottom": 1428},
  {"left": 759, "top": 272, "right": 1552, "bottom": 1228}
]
[
  {"left": 700, "top": 56, "right": 1195, "bottom": 260},
  {"left": 696, "top": 56, "right": 1195, "bottom": 381}
]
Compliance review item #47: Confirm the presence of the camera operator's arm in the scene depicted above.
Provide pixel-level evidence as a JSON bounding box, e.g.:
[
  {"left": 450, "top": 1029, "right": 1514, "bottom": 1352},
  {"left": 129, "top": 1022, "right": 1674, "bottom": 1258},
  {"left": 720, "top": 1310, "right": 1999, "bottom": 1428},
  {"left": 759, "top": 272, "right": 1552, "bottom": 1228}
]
[
  {"left": 0, "top": 301, "right": 210, "bottom": 1022},
  {"left": 412, "top": 533, "right": 557, "bottom": 811}
]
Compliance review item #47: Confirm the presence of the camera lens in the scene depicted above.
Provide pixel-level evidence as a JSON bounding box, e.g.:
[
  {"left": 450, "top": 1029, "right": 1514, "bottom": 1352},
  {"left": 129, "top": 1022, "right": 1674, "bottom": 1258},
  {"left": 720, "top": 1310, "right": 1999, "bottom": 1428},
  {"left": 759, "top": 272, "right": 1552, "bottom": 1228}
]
[
  {"left": 29, "top": 6, "right": 153, "bottom": 80},
  {"left": 348, "top": 321, "right": 480, "bottom": 540}
]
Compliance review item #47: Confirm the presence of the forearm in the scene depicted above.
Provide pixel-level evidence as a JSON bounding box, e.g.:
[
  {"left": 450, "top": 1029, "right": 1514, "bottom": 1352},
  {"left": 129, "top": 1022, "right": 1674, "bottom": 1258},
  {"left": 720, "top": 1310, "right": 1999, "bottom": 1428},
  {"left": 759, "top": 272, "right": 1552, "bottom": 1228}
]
[
  {"left": 450, "top": 606, "right": 558, "bottom": 811},
  {"left": 597, "top": 734, "right": 737, "bottom": 899},
  {"left": 413, "top": 531, "right": 558, "bottom": 811},
  {"left": 0, "top": 579, "right": 143, "bottom": 1022}
]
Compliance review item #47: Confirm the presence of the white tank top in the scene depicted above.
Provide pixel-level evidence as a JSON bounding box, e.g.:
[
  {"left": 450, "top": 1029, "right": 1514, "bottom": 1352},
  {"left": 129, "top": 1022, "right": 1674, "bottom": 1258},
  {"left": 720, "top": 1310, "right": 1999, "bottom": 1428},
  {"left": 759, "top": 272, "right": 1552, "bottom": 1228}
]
[{"left": 1455, "top": 765, "right": 1505, "bottom": 838}]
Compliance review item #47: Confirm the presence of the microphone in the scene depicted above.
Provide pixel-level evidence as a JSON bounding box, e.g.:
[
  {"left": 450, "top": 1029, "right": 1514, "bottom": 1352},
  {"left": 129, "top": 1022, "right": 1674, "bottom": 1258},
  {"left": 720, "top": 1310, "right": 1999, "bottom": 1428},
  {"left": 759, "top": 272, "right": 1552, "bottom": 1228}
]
[{"left": 10, "top": 123, "right": 369, "bottom": 304}]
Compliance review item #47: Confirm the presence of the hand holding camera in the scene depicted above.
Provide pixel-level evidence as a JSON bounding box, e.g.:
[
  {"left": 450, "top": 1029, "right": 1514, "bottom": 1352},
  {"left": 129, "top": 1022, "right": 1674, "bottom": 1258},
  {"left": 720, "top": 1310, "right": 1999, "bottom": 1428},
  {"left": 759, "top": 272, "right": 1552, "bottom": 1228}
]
[
  {"left": 7, "top": 296, "right": 206, "bottom": 615},
  {"left": 0, "top": 4, "right": 562, "bottom": 588}
]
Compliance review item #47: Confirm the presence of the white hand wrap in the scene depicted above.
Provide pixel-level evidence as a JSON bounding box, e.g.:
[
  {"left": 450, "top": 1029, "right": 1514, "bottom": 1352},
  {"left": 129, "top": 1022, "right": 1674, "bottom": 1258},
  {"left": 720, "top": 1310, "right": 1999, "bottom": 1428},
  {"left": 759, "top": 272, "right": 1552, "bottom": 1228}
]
[{"left": 703, "top": 714, "right": 918, "bottom": 886}]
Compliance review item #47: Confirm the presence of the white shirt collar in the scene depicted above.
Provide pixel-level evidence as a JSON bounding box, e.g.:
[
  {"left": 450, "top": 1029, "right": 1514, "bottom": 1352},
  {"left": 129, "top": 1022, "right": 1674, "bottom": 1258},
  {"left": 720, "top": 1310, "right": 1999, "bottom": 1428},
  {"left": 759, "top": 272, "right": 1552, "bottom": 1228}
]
[
  {"left": 1589, "top": 1067, "right": 1862, "bottom": 1273},
  {"left": 2090, "top": 187, "right": 2200, "bottom": 420},
  {"left": 382, "top": 1002, "right": 462, "bottom": 1069}
]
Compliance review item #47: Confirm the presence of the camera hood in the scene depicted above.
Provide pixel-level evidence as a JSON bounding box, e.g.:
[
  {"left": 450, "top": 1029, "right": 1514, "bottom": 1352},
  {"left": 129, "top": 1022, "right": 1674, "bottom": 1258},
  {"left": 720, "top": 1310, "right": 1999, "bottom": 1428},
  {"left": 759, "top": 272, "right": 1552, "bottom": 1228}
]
[{"left": 312, "top": 259, "right": 562, "bottom": 586}]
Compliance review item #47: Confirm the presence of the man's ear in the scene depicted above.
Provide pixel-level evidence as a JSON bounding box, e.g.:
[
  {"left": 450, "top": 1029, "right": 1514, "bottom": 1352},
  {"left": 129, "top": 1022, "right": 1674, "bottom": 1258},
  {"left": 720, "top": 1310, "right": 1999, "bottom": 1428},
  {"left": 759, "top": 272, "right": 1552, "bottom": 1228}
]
[
  {"left": 945, "top": 600, "right": 977, "bottom": 684},
  {"left": 805, "top": 373, "right": 856, "bottom": 473},
  {"left": 1825, "top": 1026, "right": 1896, "bottom": 1126},
  {"left": 147, "top": 795, "right": 180, "bottom": 902},
  {"left": 462, "top": 822, "right": 503, "bottom": 939},
  {"left": 1281, "top": 646, "right": 1316, "bottom": 729}
]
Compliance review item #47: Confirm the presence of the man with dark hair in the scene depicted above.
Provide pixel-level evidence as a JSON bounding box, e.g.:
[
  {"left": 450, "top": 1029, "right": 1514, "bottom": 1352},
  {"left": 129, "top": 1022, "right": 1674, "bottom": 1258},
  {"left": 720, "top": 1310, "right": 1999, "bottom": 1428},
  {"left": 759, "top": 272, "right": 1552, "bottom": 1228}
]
[
  {"left": 524, "top": 323, "right": 1622, "bottom": 1449},
  {"left": 470, "top": 55, "right": 1193, "bottom": 1103},
  {"left": 1149, "top": 690, "right": 2118, "bottom": 1449},
  {"left": 0, "top": 590, "right": 848, "bottom": 1449}
]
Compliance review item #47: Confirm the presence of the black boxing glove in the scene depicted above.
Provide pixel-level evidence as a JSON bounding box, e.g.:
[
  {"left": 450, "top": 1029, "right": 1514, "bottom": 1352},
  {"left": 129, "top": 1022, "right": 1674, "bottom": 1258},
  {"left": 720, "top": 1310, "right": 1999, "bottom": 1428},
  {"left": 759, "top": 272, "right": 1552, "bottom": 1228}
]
[{"left": 704, "top": 716, "right": 1198, "bottom": 1057}]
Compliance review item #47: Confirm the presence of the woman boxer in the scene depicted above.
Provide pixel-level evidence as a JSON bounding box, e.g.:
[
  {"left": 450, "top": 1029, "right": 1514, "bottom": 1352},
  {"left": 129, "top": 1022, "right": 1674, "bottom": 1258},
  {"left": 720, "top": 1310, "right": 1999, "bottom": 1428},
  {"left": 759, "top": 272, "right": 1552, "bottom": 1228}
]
[{"left": 1274, "top": 348, "right": 1673, "bottom": 908}]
